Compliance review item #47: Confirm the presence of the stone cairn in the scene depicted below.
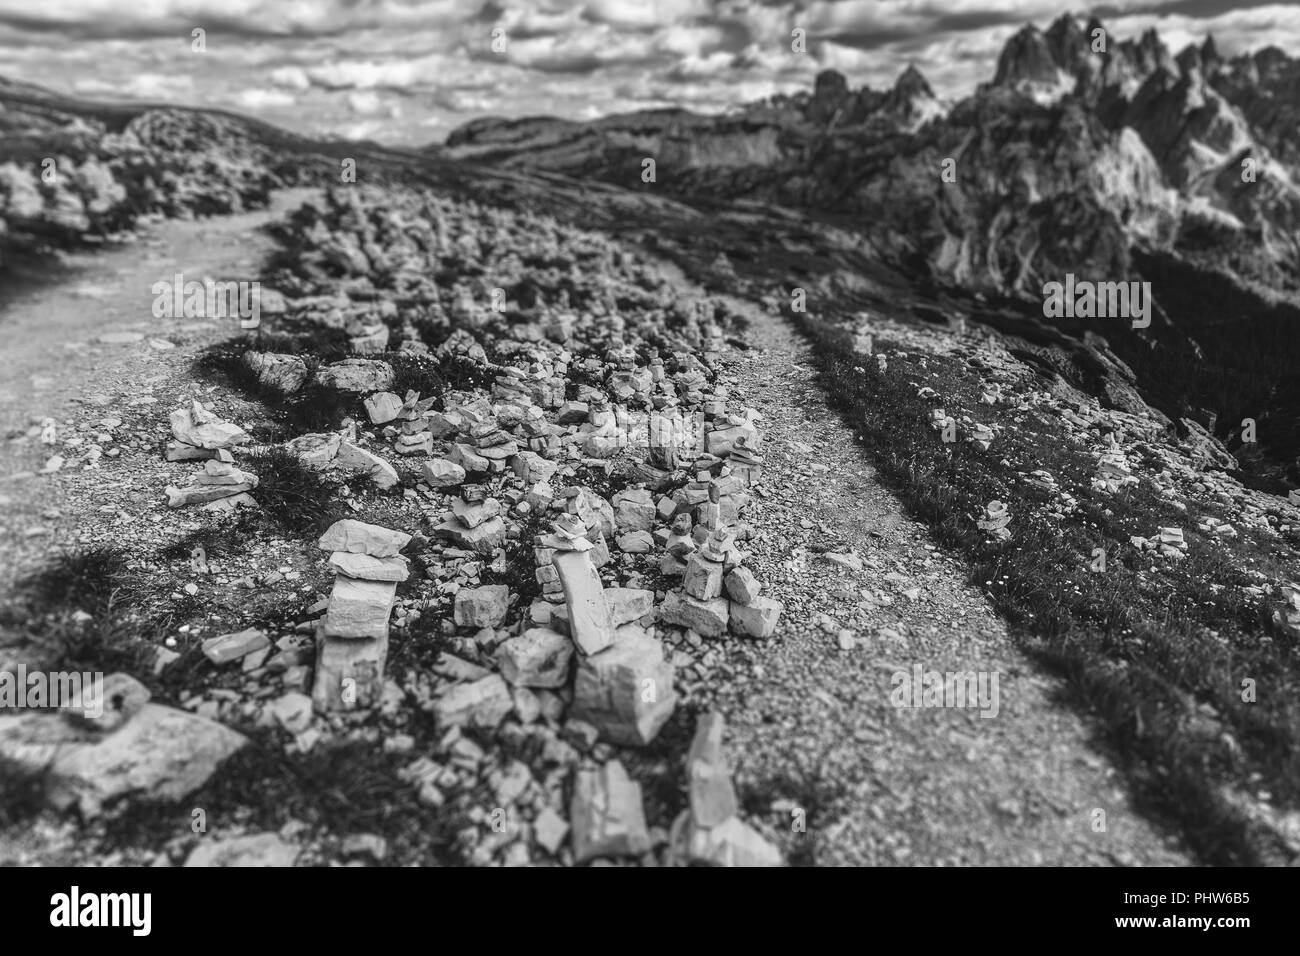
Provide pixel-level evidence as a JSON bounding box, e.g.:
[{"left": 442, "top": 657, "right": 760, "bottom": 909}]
[
  {"left": 164, "top": 399, "right": 257, "bottom": 512},
  {"left": 657, "top": 416, "right": 784, "bottom": 640},
  {"left": 434, "top": 483, "right": 508, "bottom": 555},
  {"left": 312, "top": 519, "right": 411, "bottom": 712}
]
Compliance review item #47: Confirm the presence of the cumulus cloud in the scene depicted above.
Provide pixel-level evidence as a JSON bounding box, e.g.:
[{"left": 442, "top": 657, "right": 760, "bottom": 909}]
[
  {"left": 232, "top": 87, "right": 297, "bottom": 110},
  {"left": 1, "top": 0, "right": 1297, "bottom": 144}
]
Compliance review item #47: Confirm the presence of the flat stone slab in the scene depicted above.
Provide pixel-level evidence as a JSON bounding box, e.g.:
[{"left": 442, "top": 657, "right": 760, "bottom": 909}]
[
  {"left": 202, "top": 627, "right": 270, "bottom": 665},
  {"left": 324, "top": 577, "right": 397, "bottom": 639},
  {"left": 318, "top": 519, "right": 410, "bottom": 557},
  {"left": 0, "top": 703, "right": 246, "bottom": 818},
  {"left": 335, "top": 441, "right": 399, "bottom": 489},
  {"left": 553, "top": 549, "right": 615, "bottom": 655},
  {"left": 328, "top": 552, "right": 410, "bottom": 582}
]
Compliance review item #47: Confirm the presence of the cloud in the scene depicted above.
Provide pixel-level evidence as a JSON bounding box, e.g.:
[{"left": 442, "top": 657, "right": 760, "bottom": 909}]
[
  {"left": 2, "top": 1, "right": 1298, "bottom": 145},
  {"left": 232, "top": 87, "right": 297, "bottom": 110}
]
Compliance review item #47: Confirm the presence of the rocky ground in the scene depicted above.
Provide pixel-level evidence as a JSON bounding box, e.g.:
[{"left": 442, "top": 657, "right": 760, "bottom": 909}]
[{"left": 1, "top": 178, "right": 1295, "bottom": 868}]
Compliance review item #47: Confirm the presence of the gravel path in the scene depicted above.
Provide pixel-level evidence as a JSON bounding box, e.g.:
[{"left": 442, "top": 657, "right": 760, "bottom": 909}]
[
  {"left": 700, "top": 297, "right": 1192, "bottom": 866},
  {"left": 0, "top": 189, "right": 317, "bottom": 591}
]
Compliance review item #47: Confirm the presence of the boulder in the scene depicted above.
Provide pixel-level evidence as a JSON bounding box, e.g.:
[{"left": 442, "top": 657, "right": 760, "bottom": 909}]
[
  {"left": 683, "top": 815, "right": 782, "bottom": 867},
  {"left": 0, "top": 704, "right": 245, "bottom": 818}
]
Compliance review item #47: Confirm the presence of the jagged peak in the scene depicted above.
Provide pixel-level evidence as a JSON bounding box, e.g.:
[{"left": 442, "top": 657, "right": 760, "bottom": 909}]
[
  {"left": 1046, "top": 12, "right": 1084, "bottom": 42},
  {"left": 893, "top": 64, "right": 935, "bottom": 100},
  {"left": 1201, "top": 34, "right": 1220, "bottom": 66}
]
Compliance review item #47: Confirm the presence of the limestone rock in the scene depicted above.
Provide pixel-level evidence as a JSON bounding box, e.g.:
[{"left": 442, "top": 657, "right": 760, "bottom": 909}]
[
  {"left": 433, "top": 674, "right": 513, "bottom": 731},
  {"left": 68, "top": 672, "right": 150, "bottom": 734},
  {"left": 170, "top": 399, "right": 249, "bottom": 450},
  {"left": 286, "top": 432, "right": 341, "bottom": 470},
  {"left": 185, "top": 832, "right": 300, "bottom": 867},
  {"left": 243, "top": 352, "right": 309, "bottom": 393},
  {"left": 435, "top": 515, "right": 507, "bottom": 554},
  {"left": 453, "top": 585, "right": 510, "bottom": 628},
  {"left": 335, "top": 441, "right": 399, "bottom": 489},
  {"left": 324, "top": 577, "right": 397, "bottom": 639},
  {"left": 553, "top": 549, "right": 615, "bottom": 655},
  {"left": 724, "top": 567, "right": 761, "bottom": 604},
  {"left": 318, "top": 519, "right": 410, "bottom": 557},
  {"left": 364, "top": 391, "right": 404, "bottom": 424},
  {"left": 328, "top": 552, "right": 410, "bottom": 582},
  {"left": 605, "top": 586, "right": 654, "bottom": 626},
  {"left": 612, "top": 488, "right": 656, "bottom": 532},
  {"left": 0, "top": 704, "right": 246, "bottom": 818},
  {"left": 659, "top": 591, "right": 729, "bottom": 638},
  {"left": 683, "top": 552, "right": 725, "bottom": 601},
  {"left": 683, "top": 815, "right": 782, "bottom": 867},
  {"left": 202, "top": 627, "right": 270, "bottom": 665},
  {"left": 419, "top": 458, "right": 466, "bottom": 488},
  {"left": 496, "top": 627, "right": 574, "bottom": 689},
  {"left": 570, "top": 760, "right": 651, "bottom": 863},
  {"left": 687, "top": 712, "right": 737, "bottom": 827},
  {"left": 315, "top": 359, "right": 394, "bottom": 393},
  {"left": 571, "top": 625, "right": 676, "bottom": 746},
  {"left": 728, "top": 596, "right": 783, "bottom": 639},
  {"left": 312, "top": 632, "right": 388, "bottom": 712},
  {"left": 616, "top": 530, "right": 654, "bottom": 553}
]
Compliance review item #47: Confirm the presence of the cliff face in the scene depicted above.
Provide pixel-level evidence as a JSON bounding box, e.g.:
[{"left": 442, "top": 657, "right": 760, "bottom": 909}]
[{"left": 444, "top": 16, "right": 1300, "bottom": 299}]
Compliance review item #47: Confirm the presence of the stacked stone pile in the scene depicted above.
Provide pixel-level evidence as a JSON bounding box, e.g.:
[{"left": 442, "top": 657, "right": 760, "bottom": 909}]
[{"left": 313, "top": 519, "right": 411, "bottom": 712}]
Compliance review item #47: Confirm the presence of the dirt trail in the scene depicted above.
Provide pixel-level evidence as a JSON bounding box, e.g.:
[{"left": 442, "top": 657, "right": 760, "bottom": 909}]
[
  {"left": 0, "top": 189, "right": 317, "bottom": 589},
  {"left": 700, "top": 297, "right": 1191, "bottom": 866}
]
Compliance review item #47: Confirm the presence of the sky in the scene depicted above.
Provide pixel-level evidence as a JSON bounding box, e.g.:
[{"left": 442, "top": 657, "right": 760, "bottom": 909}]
[{"left": 0, "top": 1, "right": 1297, "bottom": 146}]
